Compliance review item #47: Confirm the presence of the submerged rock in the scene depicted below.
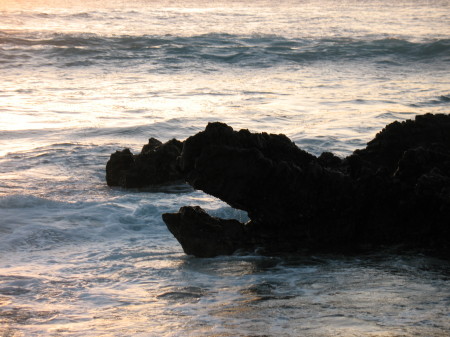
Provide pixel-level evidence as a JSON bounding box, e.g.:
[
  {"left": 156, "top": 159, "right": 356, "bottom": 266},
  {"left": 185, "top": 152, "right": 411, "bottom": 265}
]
[{"left": 107, "top": 113, "right": 450, "bottom": 257}]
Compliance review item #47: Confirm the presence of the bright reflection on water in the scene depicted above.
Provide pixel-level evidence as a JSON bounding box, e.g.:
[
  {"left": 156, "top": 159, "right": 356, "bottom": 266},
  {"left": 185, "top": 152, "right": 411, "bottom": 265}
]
[{"left": 1, "top": 66, "right": 447, "bottom": 157}]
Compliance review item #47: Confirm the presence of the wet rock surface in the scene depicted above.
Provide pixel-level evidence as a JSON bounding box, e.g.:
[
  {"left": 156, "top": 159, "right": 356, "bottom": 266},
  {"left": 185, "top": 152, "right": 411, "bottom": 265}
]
[{"left": 107, "top": 114, "right": 450, "bottom": 257}]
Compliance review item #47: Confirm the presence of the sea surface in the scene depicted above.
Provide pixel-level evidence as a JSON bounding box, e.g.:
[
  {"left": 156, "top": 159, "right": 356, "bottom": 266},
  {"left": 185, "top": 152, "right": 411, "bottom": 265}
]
[{"left": 1, "top": 0, "right": 450, "bottom": 336}]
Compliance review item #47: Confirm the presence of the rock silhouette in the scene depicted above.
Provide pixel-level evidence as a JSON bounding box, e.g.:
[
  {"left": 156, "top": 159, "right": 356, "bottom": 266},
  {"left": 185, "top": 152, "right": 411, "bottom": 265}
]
[
  {"left": 107, "top": 114, "right": 450, "bottom": 257},
  {"left": 106, "top": 138, "right": 183, "bottom": 188},
  {"left": 162, "top": 206, "right": 250, "bottom": 258}
]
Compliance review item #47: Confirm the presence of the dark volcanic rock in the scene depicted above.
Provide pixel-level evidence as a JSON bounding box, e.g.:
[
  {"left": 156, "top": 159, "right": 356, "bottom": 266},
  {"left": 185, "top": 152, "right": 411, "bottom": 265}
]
[
  {"left": 107, "top": 113, "right": 450, "bottom": 257},
  {"left": 106, "top": 138, "right": 183, "bottom": 188},
  {"left": 163, "top": 206, "right": 249, "bottom": 258},
  {"left": 348, "top": 113, "right": 450, "bottom": 176},
  {"left": 177, "top": 122, "right": 356, "bottom": 252},
  {"left": 105, "top": 148, "right": 135, "bottom": 187}
]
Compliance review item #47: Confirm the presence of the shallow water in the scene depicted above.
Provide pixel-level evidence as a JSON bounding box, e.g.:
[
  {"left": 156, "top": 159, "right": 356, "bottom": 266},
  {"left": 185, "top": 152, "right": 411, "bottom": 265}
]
[{"left": 1, "top": 0, "right": 450, "bottom": 336}]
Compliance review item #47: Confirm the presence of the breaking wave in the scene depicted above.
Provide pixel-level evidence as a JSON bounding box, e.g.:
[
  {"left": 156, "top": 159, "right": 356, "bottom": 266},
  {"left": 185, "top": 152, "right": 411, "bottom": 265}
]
[{"left": 1, "top": 31, "right": 449, "bottom": 69}]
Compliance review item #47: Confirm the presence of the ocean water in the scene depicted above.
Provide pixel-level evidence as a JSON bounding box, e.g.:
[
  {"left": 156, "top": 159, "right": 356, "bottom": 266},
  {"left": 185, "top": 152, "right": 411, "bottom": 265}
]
[{"left": 1, "top": 0, "right": 450, "bottom": 336}]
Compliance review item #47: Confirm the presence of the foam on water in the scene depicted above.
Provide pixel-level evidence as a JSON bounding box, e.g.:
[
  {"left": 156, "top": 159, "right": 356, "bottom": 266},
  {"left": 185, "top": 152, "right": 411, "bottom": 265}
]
[{"left": 2, "top": 245, "right": 450, "bottom": 336}]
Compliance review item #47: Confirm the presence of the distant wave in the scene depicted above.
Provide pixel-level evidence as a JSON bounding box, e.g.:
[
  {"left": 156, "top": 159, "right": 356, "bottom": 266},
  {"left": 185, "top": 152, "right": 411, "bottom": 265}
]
[
  {"left": 1, "top": 31, "right": 449, "bottom": 69},
  {"left": 411, "top": 94, "right": 450, "bottom": 107}
]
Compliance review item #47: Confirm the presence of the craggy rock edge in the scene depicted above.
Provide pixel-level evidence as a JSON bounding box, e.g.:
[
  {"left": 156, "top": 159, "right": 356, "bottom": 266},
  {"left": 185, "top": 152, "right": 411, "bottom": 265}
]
[
  {"left": 106, "top": 114, "right": 450, "bottom": 258},
  {"left": 106, "top": 138, "right": 184, "bottom": 188}
]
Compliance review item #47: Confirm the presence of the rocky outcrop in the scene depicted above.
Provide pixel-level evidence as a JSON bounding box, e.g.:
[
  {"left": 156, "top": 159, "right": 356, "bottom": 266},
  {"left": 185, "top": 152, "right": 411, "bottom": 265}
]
[
  {"left": 106, "top": 138, "right": 183, "bottom": 188},
  {"left": 174, "top": 122, "right": 358, "bottom": 254},
  {"left": 163, "top": 206, "right": 250, "bottom": 258},
  {"left": 107, "top": 113, "right": 450, "bottom": 257}
]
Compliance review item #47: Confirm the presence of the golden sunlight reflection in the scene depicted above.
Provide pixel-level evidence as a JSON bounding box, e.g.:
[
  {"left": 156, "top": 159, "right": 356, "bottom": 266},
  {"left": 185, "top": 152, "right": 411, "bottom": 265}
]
[{"left": 0, "top": 112, "right": 49, "bottom": 131}]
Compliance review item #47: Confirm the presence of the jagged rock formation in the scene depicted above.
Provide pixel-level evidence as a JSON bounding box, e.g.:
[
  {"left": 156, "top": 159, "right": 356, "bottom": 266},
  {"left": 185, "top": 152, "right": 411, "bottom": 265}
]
[
  {"left": 106, "top": 138, "right": 183, "bottom": 188},
  {"left": 107, "top": 114, "right": 450, "bottom": 257},
  {"left": 162, "top": 206, "right": 250, "bottom": 258}
]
